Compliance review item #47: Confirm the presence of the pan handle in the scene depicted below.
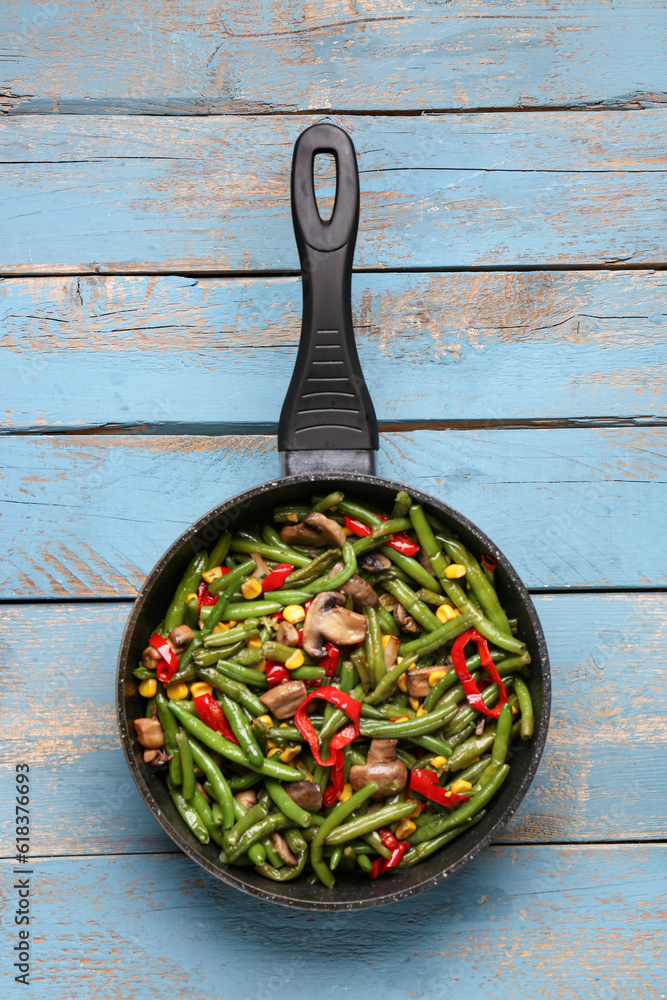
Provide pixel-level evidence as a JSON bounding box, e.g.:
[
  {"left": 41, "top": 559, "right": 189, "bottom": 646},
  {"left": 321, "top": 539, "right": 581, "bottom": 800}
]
[{"left": 278, "top": 123, "right": 378, "bottom": 476}]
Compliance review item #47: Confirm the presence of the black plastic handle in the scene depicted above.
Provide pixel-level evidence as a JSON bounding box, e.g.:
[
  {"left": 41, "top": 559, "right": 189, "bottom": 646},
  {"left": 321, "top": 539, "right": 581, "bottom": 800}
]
[{"left": 278, "top": 123, "right": 378, "bottom": 476}]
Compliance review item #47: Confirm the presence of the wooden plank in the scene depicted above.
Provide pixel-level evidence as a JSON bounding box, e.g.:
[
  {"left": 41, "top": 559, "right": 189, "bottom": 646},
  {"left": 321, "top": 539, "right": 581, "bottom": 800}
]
[
  {"left": 2, "top": 271, "right": 666, "bottom": 431},
  {"left": 0, "top": 846, "right": 664, "bottom": 997},
  {"left": 1, "top": 113, "right": 666, "bottom": 274},
  {"left": 3, "top": 1, "right": 666, "bottom": 115},
  {"left": 1, "top": 594, "right": 665, "bottom": 857},
  {"left": 0, "top": 429, "right": 664, "bottom": 598}
]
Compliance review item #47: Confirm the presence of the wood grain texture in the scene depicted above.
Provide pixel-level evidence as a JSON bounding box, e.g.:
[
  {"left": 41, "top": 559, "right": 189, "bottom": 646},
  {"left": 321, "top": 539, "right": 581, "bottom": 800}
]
[
  {"left": 0, "top": 847, "right": 664, "bottom": 998},
  {"left": 1, "top": 594, "right": 665, "bottom": 857},
  {"left": 2, "top": 113, "right": 666, "bottom": 274},
  {"left": 3, "top": 1, "right": 667, "bottom": 115},
  {"left": 3, "top": 271, "right": 666, "bottom": 431},
  {"left": 1, "top": 429, "right": 664, "bottom": 599}
]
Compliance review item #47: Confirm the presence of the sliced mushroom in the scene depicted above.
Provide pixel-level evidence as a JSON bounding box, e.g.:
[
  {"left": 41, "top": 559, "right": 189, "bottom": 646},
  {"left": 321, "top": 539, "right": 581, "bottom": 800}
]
[
  {"left": 394, "top": 603, "right": 422, "bottom": 634},
  {"left": 301, "top": 591, "right": 368, "bottom": 658},
  {"left": 270, "top": 831, "right": 298, "bottom": 866},
  {"left": 328, "top": 562, "right": 380, "bottom": 612},
  {"left": 275, "top": 620, "right": 299, "bottom": 647},
  {"left": 259, "top": 679, "right": 308, "bottom": 719},
  {"left": 379, "top": 592, "right": 399, "bottom": 614},
  {"left": 416, "top": 548, "right": 436, "bottom": 577},
  {"left": 406, "top": 665, "right": 443, "bottom": 698},
  {"left": 234, "top": 790, "right": 257, "bottom": 812},
  {"left": 285, "top": 780, "right": 323, "bottom": 812},
  {"left": 359, "top": 551, "right": 392, "bottom": 573},
  {"left": 280, "top": 512, "right": 346, "bottom": 548},
  {"left": 134, "top": 716, "right": 165, "bottom": 749},
  {"left": 143, "top": 748, "right": 171, "bottom": 767},
  {"left": 252, "top": 551, "right": 271, "bottom": 579},
  {"left": 475, "top": 718, "right": 486, "bottom": 736},
  {"left": 349, "top": 739, "right": 408, "bottom": 797},
  {"left": 383, "top": 635, "right": 399, "bottom": 670}
]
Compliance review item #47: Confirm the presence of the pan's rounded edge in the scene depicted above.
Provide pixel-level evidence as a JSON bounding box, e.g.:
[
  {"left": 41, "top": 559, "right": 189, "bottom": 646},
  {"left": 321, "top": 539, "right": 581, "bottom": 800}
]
[{"left": 116, "top": 472, "right": 550, "bottom": 911}]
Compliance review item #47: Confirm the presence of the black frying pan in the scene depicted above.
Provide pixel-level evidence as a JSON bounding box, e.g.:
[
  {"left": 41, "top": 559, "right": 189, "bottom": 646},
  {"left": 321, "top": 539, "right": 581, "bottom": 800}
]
[{"left": 116, "top": 123, "right": 550, "bottom": 911}]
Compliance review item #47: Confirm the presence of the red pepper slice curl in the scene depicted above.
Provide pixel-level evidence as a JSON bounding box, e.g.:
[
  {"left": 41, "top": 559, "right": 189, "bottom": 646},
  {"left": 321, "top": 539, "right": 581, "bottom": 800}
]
[
  {"left": 294, "top": 687, "right": 362, "bottom": 767},
  {"left": 409, "top": 768, "right": 471, "bottom": 807},
  {"left": 344, "top": 514, "right": 420, "bottom": 558},
  {"left": 451, "top": 629, "right": 508, "bottom": 718},
  {"left": 197, "top": 580, "right": 219, "bottom": 613},
  {"left": 261, "top": 563, "right": 294, "bottom": 593},
  {"left": 366, "top": 827, "right": 409, "bottom": 877},
  {"left": 320, "top": 641, "right": 340, "bottom": 677},
  {"left": 265, "top": 660, "right": 290, "bottom": 688},
  {"left": 480, "top": 554, "right": 497, "bottom": 572},
  {"left": 148, "top": 634, "right": 180, "bottom": 683},
  {"left": 193, "top": 693, "right": 239, "bottom": 744}
]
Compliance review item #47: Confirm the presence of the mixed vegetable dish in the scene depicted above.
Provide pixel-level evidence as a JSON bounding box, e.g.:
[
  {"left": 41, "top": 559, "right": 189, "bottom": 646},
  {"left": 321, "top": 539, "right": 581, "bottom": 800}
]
[{"left": 131, "top": 490, "right": 534, "bottom": 887}]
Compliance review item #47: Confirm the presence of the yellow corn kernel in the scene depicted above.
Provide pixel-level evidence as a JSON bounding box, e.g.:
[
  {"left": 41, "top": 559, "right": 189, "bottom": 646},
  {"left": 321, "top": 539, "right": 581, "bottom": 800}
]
[
  {"left": 279, "top": 746, "right": 301, "bottom": 763},
  {"left": 450, "top": 779, "right": 473, "bottom": 794},
  {"left": 436, "top": 603, "right": 461, "bottom": 624},
  {"left": 381, "top": 634, "right": 393, "bottom": 649},
  {"left": 283, "top": 604, "right": 306, "bottom": 624},
  {"left": 256, "top": 659, "right": 267, "bottom": 674},
  {"left": 202, "top": 566, "right": 224, "bottom": 583},
  {"left": 342, "top": 526, "right": 354, "bottom": 536},
  {"left": 338, "top": 783, "right": 354, "bottom": 802},
  {"left": 286, "top": 511, "right": 299, "bottom": 522},
  {"left": 397, "top": 674, "right": 408, "bottom": 692},
  {"left": 416, "top": 705, "right": 427, "bottom": 717},
  {"left": 409, "top": 697, "right": 421, "bottom": 711},
  {"left": 397, "top": 656, "right": 403, "bottom": 664},
  {"left": 267, "top": 747, "right": 282, "bottom": 758},
  {"left": 409, "top": 801, "right": 423, "bottom": 818},
  {"left": 392, "top": 715, "right": 410, "bottom": 723},
  {"left": 185, "top": 592, "right": 198, "bottom": 603},
  {"left": 166, "top": 682, "right": 189, "bottom": 700},
  {"left": 395, "top": 818, "right": 417, "bottom": 840},
  {"left": 445, "top": 563, "right": 466, "bottom": 579},
  {"left": 266, "top": 739, "right": 278, "bottom": 750},
  {"left": 255, "top": 714, "right": 273, "bottom": 728},
  {"left": 428, "top": 669, "right": 447, "bottom": 687},
  {"left": 247, "top": 637, "right": 263, "bottom": 648},
  {"left": 512, "top": 704, "right": 519, "bottom": 715},
  {"left": 212, "top": 621, "right": 230, "bottom": 633},
  {"left": 279, "top": 722, "right": 290, "bottom": 728},
  {"left": 241, "top": 577, "right": 263, "bottom": 600},
  {"left": 431, "top": 755, "right": 448, "bottom": 770},
  {"left": 285, "top": 649, "right": 305, "bottom": 670},
  {"left": 227, "top": 621, "right": 238, "bottom": 628},
  {"left": 190, "top": 681, "right": 213, "bottom": 699},
  {"left": 138, "top": 678, "right": 157, "bottom": 698}
]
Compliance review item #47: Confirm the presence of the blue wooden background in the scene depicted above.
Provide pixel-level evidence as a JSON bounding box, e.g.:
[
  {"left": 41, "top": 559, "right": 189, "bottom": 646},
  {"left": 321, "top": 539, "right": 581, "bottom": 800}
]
[{"left": 1, "top": 2, "right": 666, "bottom": 997}]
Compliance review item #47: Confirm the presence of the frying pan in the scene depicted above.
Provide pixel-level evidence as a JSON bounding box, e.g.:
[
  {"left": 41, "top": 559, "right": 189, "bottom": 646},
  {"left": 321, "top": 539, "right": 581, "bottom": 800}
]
[{"left": 116, "top": 123, "right": 550, "bottom": 910}]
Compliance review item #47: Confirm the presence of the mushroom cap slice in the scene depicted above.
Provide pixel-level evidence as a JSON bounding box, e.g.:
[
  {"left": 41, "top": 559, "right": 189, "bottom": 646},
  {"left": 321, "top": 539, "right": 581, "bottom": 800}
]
[
  {"left": 134, "top": 716, "right": 165, "bottom": 749},
  {"left": 359, "top": 551, "right": 392, "bottom": 573},
  {"left": 302, "top": 590, "right": 368, "bottom": 658},
  {"left": 280, "top": 512, "right": 346, "bottom": 548},
  {"left": 394, "top": 602, "right": 422, "bottom": 633},
  {"left": 285, "top": 780, "right": 323, "bottom": 812},
  {"left": 328, "top": 562, "right": 380, "bottom": 612}
]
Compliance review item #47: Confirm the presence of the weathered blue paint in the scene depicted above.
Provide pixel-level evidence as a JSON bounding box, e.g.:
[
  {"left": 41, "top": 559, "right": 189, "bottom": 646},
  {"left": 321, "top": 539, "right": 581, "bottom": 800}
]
[
  {"left": 2, "top": 271, "right": 665, "bottom": 431},
  {"left": 3, "top": 1, "right": 667, "bottom": 115},
  {"left": 1, "top": 114, "right": 666, "bottom": 273},
  {"left": 0, "top": 429, "right": 663, "bottom": 598},
  {"left": 0, "top": 847, "right": 663, "bottom": 997},
  {"left": 1, "top": 594, "right": 665, "bottom": 857}
]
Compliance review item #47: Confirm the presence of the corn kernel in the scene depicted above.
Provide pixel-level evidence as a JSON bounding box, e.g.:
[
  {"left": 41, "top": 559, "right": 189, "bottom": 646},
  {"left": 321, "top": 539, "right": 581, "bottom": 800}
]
[
  {"left": 512, "top": 704, "right": 519, "bottom": 715},
  {"left": 241, "top": 577, "right": 263, "bottom": 600},
  {"left": 185, "top": 592, "right": 198, "bottom": 603},
  {"left": 213, "top": 621, "right": 230, "bottom": 633},
  {"left": 393, "top": 715, "right": 410, "bottom": 723},
  {"left": 266, "top": 739, "right": 278, "bottom": 750},
  {"left": 416, "top": 705, "right": 427, "bottom": 717},
  {"left": 227, "top": 621, "right": 238, "bottom": 628},
  {"left": 247, "top": 637, "right": 263, "bottom": 648},
  {"left": 138, "top": 678, "right": 157, "bottom": 698},
  {"left": 436, "top": 603, "right": 461, "bottom": 624},
  {"left": 450, "top": 779, "right": 472, "bottom": 794},
  {"left": 395, "top": 818, "right": 417, "bottom": 840},
  {"left": 190, "top": 681, "right": 213, "bottom": 699},
  {"left": 445, "top": 563, "right": 466, "bottom": 579},
  {"left": 267, "top": 747, "right": 282, "bottom": 758},
  {"left": 255, "top": 714, "right": 273, "bottom": 728},
  {"left": 285, "top": 649, "right": 305, "bottom": 670},
  {"left": 286, "top": 511, "right": 299, "bottom": 522},
  {"left": 397, "top": 656, "right": 403, "bottom": 664},
  {"left": 279, "top": 722, "right": 290, "bottom": 728},
  {"left": 338, "top": 783, "right": 353, "bottom": 802},
  {"left": 283, "top": 604, "right": 306, "bottom": 624},
  {"left": 256, "top": 659, "right": 267, "bottom": 673},
  {"left": 397, "top": 674, "right": 408, "bottom": 692},
  {"left": 342, "top": 526, "right": 354, "bottom": 536},
  {"left": 381, "top": 634, "right": 393, "bottom": 649},
  {"left": 279, "top": 746, "right": 301, "bottom": 763},
  {"left": 202, "top": 566, "right": 224, "bottom": 583},
  {"left": 428, "top": 669, "right": 447, "bottom": 687},
  {"left": 166, "top": 682, "right": 189, "bottom": 700},
  {"left": 409, "top": 697, "right": 421, "bottom": 711},
  {"left": 431, "top": 755, "right": 448, "bottom": 770}
]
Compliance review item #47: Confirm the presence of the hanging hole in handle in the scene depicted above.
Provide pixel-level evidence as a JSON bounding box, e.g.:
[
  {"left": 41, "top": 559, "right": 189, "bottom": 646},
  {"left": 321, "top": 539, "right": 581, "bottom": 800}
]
[{"left": 313, "top": 151, "right": 337, "bottom": 223}]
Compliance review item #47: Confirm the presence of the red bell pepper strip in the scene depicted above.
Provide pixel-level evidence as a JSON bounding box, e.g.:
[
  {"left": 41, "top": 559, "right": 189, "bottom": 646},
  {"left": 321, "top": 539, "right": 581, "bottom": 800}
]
[
  {"left": 197, "top": 580, "right": 219, "bottom": 613},
  {"left": 368, "top": 857, "right": 384, "bottom": 879},
  {"left": 320, "top": 641, "right": 340, "bottom": 677},
  {"left": 451, "top": 628, "right": 508, "bottom": 718},
  {"left": 344, "top": 514, "right": 419, "bottom": 557},
  {"left": 323, "top": 752, "right": 346, "bottom": 807},
  {"left": 294, "top": 686, "right": 362, "bottom": 767},
  {"left": 261, "top": 563, "right": 294, "bottom": 593},
  {"left": 265, "top": 660, "right": 290, "bottom": 688},
  {"left": 297, "top": 628, "right": 303, "bottom": 648},
  {"left": 148, "top": 634, "right": 179, "bottom": 683},
  {"left": 194, "top": 693, "right": 239, "bottom": 744},
  {"left": 378, "top": 827, "right": 409, "bottom": 871},
  {"left": 409, "top": 768, "right": 471, "bottom": 807},
  {"left": 481, "top": 554, "right": 497, "bottom": 572}
]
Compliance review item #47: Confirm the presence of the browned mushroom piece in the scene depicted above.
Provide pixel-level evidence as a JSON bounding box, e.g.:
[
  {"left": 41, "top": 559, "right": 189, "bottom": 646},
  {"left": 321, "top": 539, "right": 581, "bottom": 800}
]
[
  {"left": 416, "top": 548, "right": 437, "bottom": 577},
  {"left": 134, "top": 716, "right": 165, "bottom": 749},
  {"left": 379, "top": 592, "right": 399, "bottom": 614},
  {"left": 251, "top": 551, "right": 271, "bottom": 579},
  {"left": 285, "top": 780, "right": 323, "bottom": 812},
  {"left": 259, "top": 679, "right": 308, "bottom": 719},
  {"left": 168, "top": 624, "right": 195, "bottom": 650},
  {"left": 358, "top": 551, "right": 392, "bottom": 573},
  {"left": 394, "top": 602, "right": 422, "bottom": 634},
  {"left": 143, "top": 748, "right": 171, "bottom": 767},
  {"left": 406, "top": 665, "right": 441, "bottom": 698},
  {"left": 328, "top": 562, "right": 380, "bottom": 612},
  {"left": 234, "top": 790, "right": 258, "bottom": 812},
  {"left": 349, "top": 739, "right": 408, "bottom": 797},
  {"left": 383, "top": 635, "right": 400, "bottom": 670},
  {"left": 270, "top": 831, "right": 298, "bottom": 866},
  {"left": 141, "top": 645, "right": 163, "bottom": 669},
  {"left": 475, "top": 718, "right": 486, "bottom": 736},
  {"left": 301, "top": 591, "right": 368, "bottom": 658},
  {"left": 280, "top": 511, "right": 346, "bottom": 548},
  {"left": 275, "top": 620, "right": 299, "bottom": 647}
]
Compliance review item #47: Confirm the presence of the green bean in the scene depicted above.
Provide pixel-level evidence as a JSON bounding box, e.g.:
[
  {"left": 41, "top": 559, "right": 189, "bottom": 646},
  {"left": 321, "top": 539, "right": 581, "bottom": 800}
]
[
  {"left": 264, "top": 777, "right": 311, "bottom": 828},
  {"left": 416, "top": 587, "right": 450, "bottom": 607},
  {"left": 351, "top": 648, "right": 373, "bottom": 691},
  {"left": 399, "top": 812, "right": 487, "bottom": 867},
  {"left": 187, "top": 737, "right": 235, "bottom": 829},
  {"left": 444, "top": 726, "right": 498, "bottom": 772},
  {"left": 133, "top": 665, "right": 157, "bottom": 681},
  {"left": 512, "top": 677, "right": 534, "bottom": 739},
  {"left": 303, "top": 540, "right": 358, "bottom": 595},
  {"left": 378, "top": 543, "right": 442, "bottom": 592},
  {"left": 391, "top": 491, "right": 412, "bottom": 519},
  {"left": 176, "top": 731, "right": 196, "bottom": 801},
  {"left": 202, "top": 620, "right": 260, "bottom": 648},
  {"left": 409, "top": 765, "right": 509, "bottom": 844},
  {"left": 200, "top": 559, "right": 256, "bottom": 635},
  {"left": 227, "top": 772, "right": 262, "bottom": 791},
  {"left": 422, "top": 666, "right": 458, "bottom": 711},
  {"left": 310, "top": 782, "right": 379, "bottom": 888},
  {"left": 192, "top": 789, "right": 225, "bottom": 847},
  {"left": 208, "top": 531, "right": 232, "bottom": 571},
  {"left": 226, "top": 812, "right": 293, "bottom": 861},
  {"left": 261, "top": 523, "right": 302, "bottom": 558},
  {"left": 219, "top": 694, "right": 264, "bottom": 768},
  {"left": 211, "top": 801, "right": 224, "bottom": 827},
  {"left": 216, "top": 600, "right": 283, "bottom": 619},
  {"left": 359, "top": 700, "right": 457, "bottom": 740},
  {"left": 364, "top": 605, "right": 386, "bottom": 685},
  {"left": 491, "top": 703, "right": 513, "bottom": 766},
  {"left": 356, "top": 853, "right": 373, "bottom": 872},
  {"left": 442, "top": 682, "right": 502, "bottom": 737},
  {"left": 163, "top": 552, "right": 207, "bottom": 634},
  {"left": 155, "top": 692, "right": 182, "bottom": 785},
  {"left": 254, "top": 828, "right": 309, "bottom": 881},
  {"left": 195, "top": 668, "right": 266, "bottom": 718},
  {"left": 447, "top": 722, "right": 477, "bottom": 748},
  {"left": 411, "top": 734, "right": 454, "bottom": 758},
  {"left": 230, "top": 538, "right": 311, "bottom": 568},
  {"left": 290, "top": 665, "right": 327, "bottom": 682},
  {"left": 329, "top": 846, "right": 343, "bottom": 870},
  {"left": 382, "top": 578, "right": 442, "bottom": 632},
  {"left": 168, "top": 702, "right": 303, "bottom": 781},
  {"left": 446, "top": 756, "right": 492, "bottom": 788},
  {"left": 226, "top": 798, "right": 270, "bottom": 847},
  {"left": 273, "top": 504, "right": 311, "bottom": 523},
  {"left": 262, "top": 641, "right": 314, "bottom": 665},
  {"left": 365, "top": 653, "right": 418, "bottom": 705},
  {"left": 310, "top": 491, "right": 344, "bottom": 513},
  {"left": 376, "top": 604, "right": 400, "bottom": 637},
  {"left": 325, "top": 799, "right": 418, "bottom": 845},
  {"left": 398, "top": 612, "right": 475, "bottom": 658},
  {"left": 167, "top": 777, "right": 209, "bottom": 844},
  {"left": 213, "top": 660, "right": 268, "bottom": 689},
  {"left": 284, "top": 548, "right": 341, "bottom": 587}
]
